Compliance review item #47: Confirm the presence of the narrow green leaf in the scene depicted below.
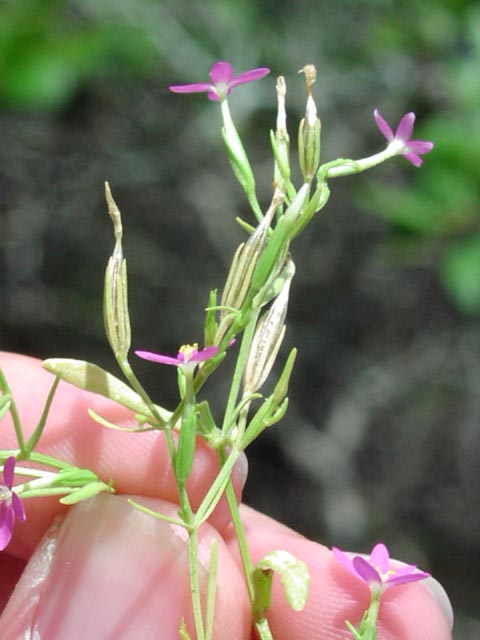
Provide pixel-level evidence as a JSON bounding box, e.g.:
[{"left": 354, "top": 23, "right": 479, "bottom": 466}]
[
  {"left": 204, "top": 289, "right": 219, "bottom": 346},
  {"left": 179, "top": 619, "right": 193, "bottom": 640},
  {"left": 0, "top": 394, "right": 12, "bottom": 421},
  {"left": 175, "top": 402, "right": 197, "bottom": 485},
  {"left": 59, "top": 481, "right": 114, "bottom": 505},
  {"left": 88, "top": 408, "right": 154, "bottom": 432},
  {"left": 205, "top": 540, "right": 219, "bottom": 640},
  {"left": 272, "top": 348, "right": 297, "bottom": 404},
  {"left": 54, "top": 467, "right": 99, "bottom": 486},
  {"left": 346, "top": 620, "right": 364, "bottom": 640}
]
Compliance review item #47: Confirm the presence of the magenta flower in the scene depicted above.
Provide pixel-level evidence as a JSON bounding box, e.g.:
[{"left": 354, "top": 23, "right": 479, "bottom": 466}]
[
  {"left": 332, "top": 543, "right": 430, "bottom": 591},
  {"left": 0, "top": 457, "right": 26, "bottom": 551},
  {"left": 374, "top": 109, "right": 434, "bottom": 167},
  {"left": 169, "top": 61, "right": 270, "bottom": 102},
  {"left": 135, "top": 343, "right": 219, "bottom": 369}
]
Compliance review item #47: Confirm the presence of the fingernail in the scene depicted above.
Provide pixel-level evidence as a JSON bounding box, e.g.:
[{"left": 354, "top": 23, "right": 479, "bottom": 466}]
[
  {"left": 422, "top": 576, "right": 454, "bottom": 630},
  {"left": 5, "top": 495, "right": 194, "bottom": 638}
]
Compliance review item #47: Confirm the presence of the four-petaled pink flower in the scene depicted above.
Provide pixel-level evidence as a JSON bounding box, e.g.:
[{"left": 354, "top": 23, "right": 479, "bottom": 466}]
[
  {"left": 332, "top": 542, "right": 430, "bottom": 591},
  {"left": 0, "top": 457, "right": 26, "bottom": 551},
  {"left": 135, "top": 343, "right": 219, "bottom": 369},
  {"left": 374, "top": 109, "right": 434, "bottom": 167},
  {"left": 169, "top": 61, "right": 270, "bottom": 102}
]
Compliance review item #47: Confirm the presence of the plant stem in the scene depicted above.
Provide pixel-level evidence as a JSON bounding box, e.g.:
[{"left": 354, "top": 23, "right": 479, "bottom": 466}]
[
  {"left": 219, "top": 446, "right": 274, "bottom": 640},
  {"left": 24, "top": 375, "right": 61, "bottom": 455},
  {"left": 221, "top": 309, "right": 259, "bottom": 438},
  {"left": 188, "top": 527, "right": 206, "bottom": 640},
  {"left": 0, "top": 367, "right": 25, "bottom": 451},
  {"left": 118, "top": 357, "right": 177, "bottom": 460}
]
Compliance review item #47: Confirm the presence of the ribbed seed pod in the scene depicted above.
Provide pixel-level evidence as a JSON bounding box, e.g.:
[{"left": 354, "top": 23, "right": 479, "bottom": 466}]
[
  {"left": 103, "top": 183, "right": 131, "bottom": 358},
  {"left": 243, "top": 258, "right": 295, "bottom": 393}
]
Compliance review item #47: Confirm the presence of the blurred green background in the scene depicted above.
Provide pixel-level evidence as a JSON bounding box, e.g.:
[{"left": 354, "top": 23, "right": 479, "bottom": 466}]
[{"left": 1, "top": 0, "right": 479, "bottom": 635}]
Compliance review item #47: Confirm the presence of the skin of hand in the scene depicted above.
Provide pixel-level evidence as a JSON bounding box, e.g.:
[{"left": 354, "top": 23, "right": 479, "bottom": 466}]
[{"left": 0, "top": 353, "right": 453, "bottom": 639}]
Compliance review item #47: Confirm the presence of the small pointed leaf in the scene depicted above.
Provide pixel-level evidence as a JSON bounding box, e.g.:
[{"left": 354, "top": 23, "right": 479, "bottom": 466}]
[
  {"left": 0, "top": 394, "right": 12, "bottom": 420},
  {"left": 179, "top": 619, "right": 193, "bottom": 640},
  {"left": 59, "top": 481, "right": 114, "bottom": 505}
]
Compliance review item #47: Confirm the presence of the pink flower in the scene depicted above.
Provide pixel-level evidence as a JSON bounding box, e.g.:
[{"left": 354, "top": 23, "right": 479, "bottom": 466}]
[
  {"left": 169, "top": 61, "right": 270, "bottom": 102},
  {"left": 332, "top": 542, "right": 430, "bottom": 590},
  {"left": 135, "top": 343, "right": 219, "bottom": 369},
  {"left": 374, "top": 109, "right": 434, "bottom": 167},
  {"left": 0, "top": 457, "right": 26, "bottom": 551}
]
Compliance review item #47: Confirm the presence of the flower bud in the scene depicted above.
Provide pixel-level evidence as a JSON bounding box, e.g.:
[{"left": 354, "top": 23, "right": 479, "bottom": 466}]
[
  {"left": 103, "top": 183, "right": 131, "bottom": 358},
  {"left": 243, "top": 258, "right": 295, "bottom": 393},
  {"left": 273, "top": 76, "right": 291, "bottom": 195},
  {"left": 298, "top": 65, "right": 321, "bottom": 182}
]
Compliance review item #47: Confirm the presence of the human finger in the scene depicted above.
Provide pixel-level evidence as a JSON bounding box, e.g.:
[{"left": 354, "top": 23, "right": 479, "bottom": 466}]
[
  {"left": 0, "top": 352, "right": 246, "bottom": 557},
  {"left": 0, "top": 493, "right": 251, "bottom": 640},
  {"left": 225, "top": 506, "right": 453, "bottom": 640}
]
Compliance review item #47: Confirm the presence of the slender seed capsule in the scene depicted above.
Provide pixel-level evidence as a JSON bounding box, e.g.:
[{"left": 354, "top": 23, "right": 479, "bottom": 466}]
[
  {"left": 243, "top": 258, "right": 295, "bottom": 393},
  {"left": 216, "top": 191, "right": 284, "bottom": 342},
  {"left": 103, "top": 183, "right": 131, "bottom": 358}
]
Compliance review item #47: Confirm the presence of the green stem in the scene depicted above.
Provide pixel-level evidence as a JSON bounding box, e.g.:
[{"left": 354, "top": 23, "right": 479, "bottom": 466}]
[
  {"left": 224, "top": 476, "right": 254, "bottom": 600},
  {"left": 118, "top": 357, "right": 177, "bottom": 461},
  {"left": 348, "top": 588, "right": 382, "bottom": 640},
  {"left": 220, "top": 100, "right": 263, "bottom": 223},
  {"left": 323, "top": 146, "right": 398, "bottom": 179},
  {"left": 254, "top": 619, "right": 274, "bottom": 640},
  {"left": 194, "top": 447, "right": 241, "bottom": 526},
  {"left": 188, "top": 527, "right": 206, "bottom": 640},
  {"left": 361, "top": 590, "right": 381, "bottom": 640},
  {"left": 24, "top": 375, "right": 61, "bottom": 456},
  {"left": 223, "top": 473, "right": 274, "bottom": 639},
  {"left": 221, "top": 309, "right": 260, "bottom": 438},
  {"left": 0, "top": 367, "right": 26, "bottom": 451}
]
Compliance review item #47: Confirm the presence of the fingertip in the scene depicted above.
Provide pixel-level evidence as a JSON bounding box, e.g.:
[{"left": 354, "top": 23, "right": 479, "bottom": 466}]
[
  {"left": 1, "top": 495, "right": 251, "bottom": 639},
  {"left": 226, "top": 507, "right": 453, "bottom": 640}
]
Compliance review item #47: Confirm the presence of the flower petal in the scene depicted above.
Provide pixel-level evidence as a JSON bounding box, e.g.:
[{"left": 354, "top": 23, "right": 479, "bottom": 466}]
[
  {"left": 331, "top": 547, "right": 356, "bottom": 575},
  {"left": 353, "top": 556, "right": 382, "bottom": 584},
  {"left": 210, "top": 61, "right": 234, "bottom": 86},
  {"left": 207, "top": 90, "right": 221, "bottom": 101},
  {"left": 386, "top": 569, "right": 431, "bottom": 587},
  {"left": 169, "top": 83, "right": 213, "bottom": 94},
  {"left": 11, "top": 492, "right": 26, "bottom": 522},
  {"left": 374, "top": 109, "right": 394, "bottom": 142},
  {"left": 406, "top": 140, "right": 434, "bottom": 155},
  {"left": 395, "top": 112, "right": 415, "bottom": 142},
  {"left": 2, "top": 456, "right": 16, "bottom": 490},
  {"left": 403, "top": 152, "right": 424, "bottom": 167},
  {"left": 189, "top": 346, "right": 219, "bottom": 363},
  {"left": 0, "top": 503, "right": 14, "bottom": 551},
  {"left": 229, "top": 67, "right": 271, "bottom": 89},
  {"left": 135, "top": 350, "right": 182, "bottom": 366},
  {"left": 391, "top": 563, "right": 418, "bottom": 578},
  {"left": 370, "top": 543, "right": 390, "bottom": 574}
]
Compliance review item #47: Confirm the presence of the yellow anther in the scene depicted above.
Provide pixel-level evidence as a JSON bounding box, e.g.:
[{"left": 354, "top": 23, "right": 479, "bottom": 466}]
[{"left": 179, "top": 343, "right": 199, "bottom": 363}]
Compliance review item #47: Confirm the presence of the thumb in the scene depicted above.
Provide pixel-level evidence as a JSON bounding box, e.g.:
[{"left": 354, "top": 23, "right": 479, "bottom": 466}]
[{"left": 1, "top": 494, "right": 250, "bottom": 640}]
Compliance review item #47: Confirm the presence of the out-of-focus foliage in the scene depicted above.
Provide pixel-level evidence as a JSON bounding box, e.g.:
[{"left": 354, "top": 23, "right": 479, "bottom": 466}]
[
  {"left": 360, "top": 3, "right": 480, "bottom": 314},
  {"left": 0, "top": 0, "right": 157, "bottom": 109}
]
